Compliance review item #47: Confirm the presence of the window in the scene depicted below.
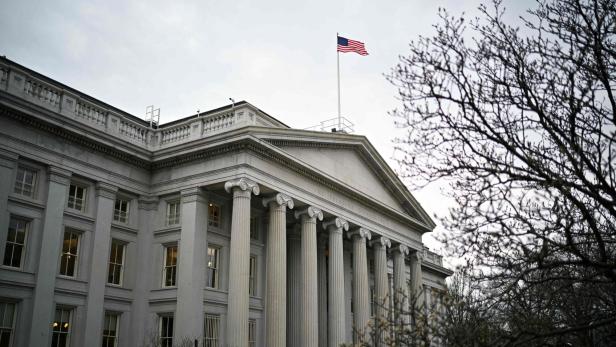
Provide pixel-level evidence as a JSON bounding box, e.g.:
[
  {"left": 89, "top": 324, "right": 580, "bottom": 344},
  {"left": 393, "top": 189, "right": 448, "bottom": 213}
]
[
  {"left": 51, "top": 308, "right": 72, "bottom": 347},
  {"left": 102, "top": 313, "right": 119, "bottom": 347},
  {"left": 59, "top": 231, "right": 79, "bottom": 277},
  {"left": 159, "top": 315, "right": 173, "bottom": 347},
  {"left": 166, "top": 201, "right": 180, "bottom": 225},
  {"left": 208, "top": 203, "right": 220, "bottom": 228},
  {"left": 248, "top": 255, "right": 257, "bottom": 296},
  {"left": 163, "top": 245, "right": 177, "bottom": 287},
  {"left": 203, "top": 314, "right": 220, "bottom": 347},
  {"left": 206, "top": 246, "right": 220, "bottom": 289},
  {"left": 249, "top": 217, "right": 259, "bottom": 240},
  {"left": 3, "top": 217, "right": 28, "bottom": 268},
  {"left": 67, "top": 184, "right": 86, "bottom": 212},
  {"left": 14, "top": 167, "right": 36, "bottom": 197},
  {"left": 113, "top": 199, "right": 129, "bottom": 223},
  {"left": 107, "top": 240, "right": 125, "bottom": 286},
  {"left": 248, "top": 319, "right": 256, "bottom": 347},
  {"left": 0, "top": 302, "right": 16, "bottom": 347}
]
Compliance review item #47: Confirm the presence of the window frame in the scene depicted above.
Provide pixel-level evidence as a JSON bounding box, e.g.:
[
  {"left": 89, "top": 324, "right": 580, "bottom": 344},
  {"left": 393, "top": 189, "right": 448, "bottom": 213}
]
[
  {"left": 67, "top": 183, "right": 87, "bottom": 212},
  {"left": 162, "top": 245, "right": 178, "bottom": 287},
  {"left": 207, "top": 203, "right": 221, "bottom": 228},
  {"left": 206, "top": 245, "right": 220, "bottom": 289},
  {"left": 166, "top": 201, "right": 180, "bottom": 226},
  {"left": 107, "top": 240, "right": 126, "bottom": 286},
  {"left": 203, "top": 313, "right": 220, "bottom": 347},
  {"left": 59, "top": 230, "right": 80, "bottom": 278},
  {"left": 249, "top": 216, "right": 259, "bottom": 241},
  {"left": 248, "top": 318, "right": 256, "bottom": 347},
  {"left": 3, "top": 216, "right": 29, "bottom": 269},
  {"left": 102, "top": 312, "right": 120, "bottom": 347},
  {"left": 51, "top": 307, "right": 72, "bottom": 347},
  {"left": 248, "top": 255, "right": 257, "bottom": 297},
  {"left": 159, "top": 314, "right": 174, "bottom": 347},
  {"left": 0, "top": 301, "right": 16, "bottom": 347},
  {"left": 113, "top": 198, "right": 130, "bottom": 224},
  {"left": 13, "top": 166, "right": 37, "bottom": 198}
]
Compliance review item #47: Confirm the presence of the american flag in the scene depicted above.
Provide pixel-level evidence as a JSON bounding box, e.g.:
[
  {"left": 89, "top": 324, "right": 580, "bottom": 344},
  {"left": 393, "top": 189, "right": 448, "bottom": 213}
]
[{"left": 337, "top": 36, "right": 368, "bottom": 56}]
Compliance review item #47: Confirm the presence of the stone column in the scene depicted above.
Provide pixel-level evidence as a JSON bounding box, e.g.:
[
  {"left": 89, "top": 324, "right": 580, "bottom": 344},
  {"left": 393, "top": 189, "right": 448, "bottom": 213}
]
[
  {"left": 0, "top": 149, "right": 17, "bottom": 263},
  {"left": 129, "top": 195, "right": 159, "bottom": 346},
  {"left": 287, "top": 225, "right": 301, "bottom": 347},
  {"left": 392, "top": 245, "right": 410, "bottom": 329},
  {"left": 370, "top": 236, "right": 391, "bottom": 346},
  {"left": 409, "top": 250, "right": 424, "bottom": 312},
  {"left": 225, "top": 178, "right": 259, "bottom": 347},
  {"left": 349, "top": 227, "right": 372, "bottom": 344},
  {"left": 84, "top": 183, "right": 118, "bottom": 346},
  {"left": 28, "top": 166, "right": 71, "bottom": 347},
  {"left": 323, "top": 217, "right": 349, "bottom": 347},
  {"left": 294, "top": 206, "right": 323, "bottom": 347},
  {"left": 317, "top": 233, "right": 328, "bottom": 347},
  {"left": 263, "top": 193, "right": 293, "bottom": 347},
  {"left": 175, "top": 187, "right": 207, "bottom": 341}
]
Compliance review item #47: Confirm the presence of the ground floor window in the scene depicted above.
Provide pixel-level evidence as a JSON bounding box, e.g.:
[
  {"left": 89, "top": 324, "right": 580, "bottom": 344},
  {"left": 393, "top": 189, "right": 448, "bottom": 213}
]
[
  {"left": 51, "top": 308, "right": 72, "bottom": 347},
  {"left": 203, "top": 314, "right": 220, "bottom": 347}
]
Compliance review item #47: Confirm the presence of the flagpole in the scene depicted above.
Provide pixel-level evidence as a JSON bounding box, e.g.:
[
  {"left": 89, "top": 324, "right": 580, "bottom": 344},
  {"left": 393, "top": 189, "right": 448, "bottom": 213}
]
[{"left": 336, "top": 33, "right": 341, "bottom": 131}]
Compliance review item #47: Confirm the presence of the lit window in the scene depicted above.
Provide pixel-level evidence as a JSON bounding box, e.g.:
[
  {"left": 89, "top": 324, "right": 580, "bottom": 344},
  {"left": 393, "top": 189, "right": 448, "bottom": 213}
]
[
  {"left": 59, "top": 231, "right": 79, "bottom": 277},
  {"left": 163, "top": 246, "right": 177, "bottom": 287},
  {"left": 206, "top": 246, "right": 220, "bottom": 289},
  {"left": 67, "top": 184, "right": 86, "bottom": 212},
  {"left": 249, "top": 256, "right": 257, "bottom": 296},
  {"left": 107, "top": 240, "right": 125, "bottom": 286},
  {"left": 166, "top": 201, "right": 180, "bottom": 225},
  {"left": 248, "top": 319, "right": 256, "bottom": 347},
  {"left": 159, "top": 315, "right": 174, "bottom": 347},
  {"left": 203, "top": 314, "right": 220, "bottom": 347},
  {"left": 51, "top": 308, "right": 72, "bottom": 347},
  {"left": 102, "top": 313, "right": 119, "bottom": 347},
  {"left": 208, "top": 203, "right": 220, "bottom": 228},
  {"left": 0, "top": 302, "right": 16, "bottom": 347},
  {"left": 14, "top": 167, "right": 36, "bottom": 197},
  {"left": 3, "top": 217, "right": 28, "bottom": 268},
  {"left": 113, "top": 199, "right": 129, "bottom": 223},
  {"left": 249, "top": 217, "right": 259, "bottom": 240}
]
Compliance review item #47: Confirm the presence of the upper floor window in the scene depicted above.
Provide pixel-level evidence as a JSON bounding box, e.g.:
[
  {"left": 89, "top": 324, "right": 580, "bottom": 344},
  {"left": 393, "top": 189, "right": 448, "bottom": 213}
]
[
  {"left": 102, "top": 313, "right": 119, "bottom": 347},
  {"left": 203, "top": 314, "right": 220, "bottom": 347},
  {"left": 59, "top": 230, "right": 80, "bottom": 277},
  {"left": 113, "top": 199, "right": 129, "bottom": 223},
  {"left": 163, "top": 245, "right": 178, "bottom": 287},
  {"left": 51, "top": 307, "right": 72, "bottom": 347},
  {"left": 249, "top": 255, "right": 257, "bottom": 296},
  {"left": 3, "top": 217, "right": 28, "bottom": 268},
  {"left": 159, "top": 315, "right": 174, "bottom": 347},
  {"left": 166, "top": 201, "right": 180, "bottom": 226},
  {"left": 67, "top": 184, "right": 86, "bottom": 212},
  {"left": 14, "top": 166, "right": 36, "bottom": 198},
  {"left": 107, "top": 240, "right": 125, "bottom": 286},
  {"left": 206, "top": 246, "right": 220, "bottom": 289},
  {"left": 0, "top": 302, "right": 16, "bottom": 347},
  {"left": 208, "top": 203, "right": 220, "bottom": 228}
]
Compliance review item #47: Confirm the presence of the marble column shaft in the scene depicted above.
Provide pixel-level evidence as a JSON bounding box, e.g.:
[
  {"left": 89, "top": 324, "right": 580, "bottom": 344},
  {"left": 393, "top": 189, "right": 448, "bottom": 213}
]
[
  {"left": 28, "top": 166, "right": 71, "bottom": 347},
  {"left": 84, "top": 183, "right": 118, "bottom": 346},
  {"left": 225, "top": 178, "right": 259, "bottom": 347},
  {"left": 350, "top": 228, "right": 371, "bottom": 343},
  {"left": 295, "top": 206, "right": 322, "bottom": 347},
  {"left": 324, "top": 218, "right": 348, "bottom": 347},
  {"left": 371, "top": 237, "right": 391, "bottom": 346},
  {"left": 393, "top": 245, "right": 410, "bottom": 326},
  {"left": 410, "top": 251, "right": 424, "bottom": 310},
  {"left": 264, "top": 193, "right": 293, "bottom": 347}
]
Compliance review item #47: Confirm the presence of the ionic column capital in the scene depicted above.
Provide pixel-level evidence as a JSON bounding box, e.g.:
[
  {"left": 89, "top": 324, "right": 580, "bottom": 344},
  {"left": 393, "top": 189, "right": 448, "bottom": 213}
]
[
  {"left": 348, "top": 227, "right": 372, "bottom": 241},
  {"left": 262, "top": 193, "right": 294, "bottom": 209},
  {"left": 369, "top": 236, "right": 391, "bottom": 248},
  {"left": 392, "top": 244, "right": 410, "bottom": 256},
  {"left": 294, "top": 206, "right": 323, "bottom": 222},
  {"left": 322, "top": 217, "right": 349, "bottom": 233},
  {"left": 224, "top": 177, "right": 260, "bottom": 196}
]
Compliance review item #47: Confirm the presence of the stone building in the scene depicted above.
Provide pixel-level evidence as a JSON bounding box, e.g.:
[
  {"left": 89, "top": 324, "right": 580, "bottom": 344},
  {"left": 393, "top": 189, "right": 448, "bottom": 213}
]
[{"left": 0, "top": 57, "right": 452, "bottom": 347}]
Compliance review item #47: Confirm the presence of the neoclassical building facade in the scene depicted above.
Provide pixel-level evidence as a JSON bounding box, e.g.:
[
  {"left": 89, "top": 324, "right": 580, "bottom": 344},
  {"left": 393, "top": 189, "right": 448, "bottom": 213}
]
[{"left": 0, "top": 57, "right": 452, "bottom": 347}]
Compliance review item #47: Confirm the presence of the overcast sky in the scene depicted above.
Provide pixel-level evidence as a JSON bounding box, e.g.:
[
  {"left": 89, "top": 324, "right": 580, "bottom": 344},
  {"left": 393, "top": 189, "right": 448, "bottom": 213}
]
[{"left": 0, "top": 0, "right": 533, "bottom": 265}]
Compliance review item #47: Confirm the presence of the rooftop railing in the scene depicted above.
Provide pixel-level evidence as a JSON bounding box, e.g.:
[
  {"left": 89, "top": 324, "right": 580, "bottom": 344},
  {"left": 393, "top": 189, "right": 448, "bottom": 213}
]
[{"left": 305, "top": 116, "right": 354, "bottom": 134}]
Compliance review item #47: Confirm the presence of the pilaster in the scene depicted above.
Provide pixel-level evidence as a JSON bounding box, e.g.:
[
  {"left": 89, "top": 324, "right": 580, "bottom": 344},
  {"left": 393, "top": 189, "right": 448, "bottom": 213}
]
[{"left": 0, "top": 149, "right": 18, "bottom": 265}]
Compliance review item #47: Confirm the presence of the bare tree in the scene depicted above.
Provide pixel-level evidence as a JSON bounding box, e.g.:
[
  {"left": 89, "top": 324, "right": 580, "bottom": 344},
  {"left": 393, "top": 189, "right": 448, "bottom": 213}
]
[{"left": 387, "top": 0, "right": 616, "bottom": 343}]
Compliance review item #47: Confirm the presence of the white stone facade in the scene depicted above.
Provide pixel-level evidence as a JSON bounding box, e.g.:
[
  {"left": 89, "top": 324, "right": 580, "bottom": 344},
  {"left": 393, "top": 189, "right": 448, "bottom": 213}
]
[{"left": 0, "top": 57, "right": 452, "bottom": 347}]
